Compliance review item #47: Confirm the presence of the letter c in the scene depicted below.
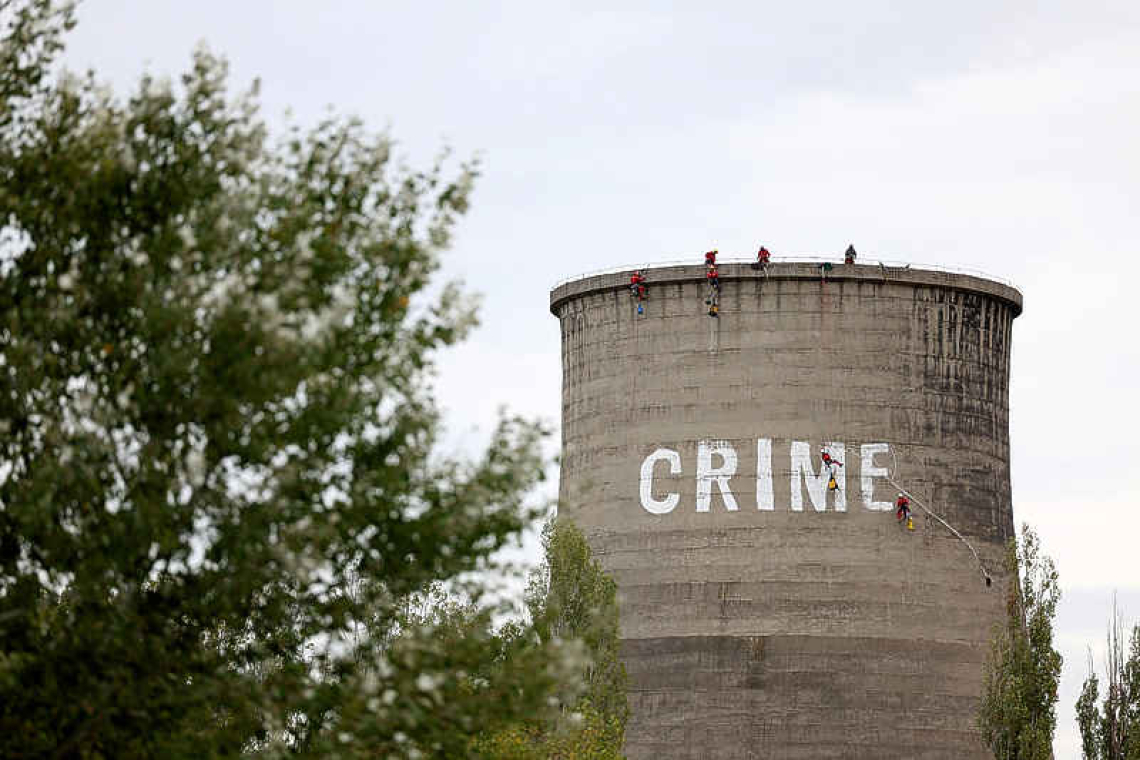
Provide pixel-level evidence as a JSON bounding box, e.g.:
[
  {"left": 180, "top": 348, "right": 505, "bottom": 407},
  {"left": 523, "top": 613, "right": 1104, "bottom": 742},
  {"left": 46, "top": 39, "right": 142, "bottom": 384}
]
[{"left": 640, "top": 448, "right": 681, "bottom": 515}]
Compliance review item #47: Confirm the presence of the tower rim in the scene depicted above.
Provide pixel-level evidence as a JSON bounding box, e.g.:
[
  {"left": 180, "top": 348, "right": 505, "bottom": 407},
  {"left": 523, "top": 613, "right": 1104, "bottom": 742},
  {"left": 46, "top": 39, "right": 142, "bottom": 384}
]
[{"left": 549, "top": 261, "right": 1023, "bottom": 318}]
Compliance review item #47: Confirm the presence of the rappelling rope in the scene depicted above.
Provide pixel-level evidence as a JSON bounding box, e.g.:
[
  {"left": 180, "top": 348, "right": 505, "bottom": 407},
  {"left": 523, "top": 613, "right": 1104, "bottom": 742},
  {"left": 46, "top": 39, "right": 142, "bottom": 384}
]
[{"left": 888, "top": 446, "right": 993, "bottom": 587}]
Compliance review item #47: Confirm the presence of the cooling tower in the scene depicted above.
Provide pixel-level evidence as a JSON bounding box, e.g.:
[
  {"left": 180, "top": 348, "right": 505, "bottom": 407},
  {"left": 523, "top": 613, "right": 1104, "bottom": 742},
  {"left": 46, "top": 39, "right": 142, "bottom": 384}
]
[{"left": 550, "top": 261, "right": 1022, "bottom": 760}]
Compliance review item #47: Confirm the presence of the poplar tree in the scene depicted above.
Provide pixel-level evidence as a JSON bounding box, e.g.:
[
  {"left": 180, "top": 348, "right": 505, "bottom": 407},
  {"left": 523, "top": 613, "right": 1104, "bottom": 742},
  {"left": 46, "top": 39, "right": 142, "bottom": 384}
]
[
  {"left": 1075, "top": 598, "right": 1140, "bottom": 760},
  {"left": 978, "top": 525, "right": 1063, "bottom": 760},
  {"left": 0, "top": 2, "right": 574, "bottom": 756}
]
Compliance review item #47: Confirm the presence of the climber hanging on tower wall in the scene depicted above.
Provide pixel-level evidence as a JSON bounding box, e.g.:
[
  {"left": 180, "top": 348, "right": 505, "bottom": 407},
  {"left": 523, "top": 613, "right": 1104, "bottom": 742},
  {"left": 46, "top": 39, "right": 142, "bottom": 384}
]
[
  {"left": 629, "top": 270, "right": 647, "bottom": 298},
  {"left": 706, "top": 272, "right": 721, "bottom": 317},
  {"left": 629, "top": 270, "right": 648, "bottom": 314},
  {"left": 821, "top": 448, "right": 842, "bottom": 491},
  {"left": 705, "top": 260, "right": 721, "bottom": 317},
  {"left": 895, "top": 493, "right": 914, "bottom": 531},
  {"left": 886, "top": 446, "right": 991, "bottom": 581}
]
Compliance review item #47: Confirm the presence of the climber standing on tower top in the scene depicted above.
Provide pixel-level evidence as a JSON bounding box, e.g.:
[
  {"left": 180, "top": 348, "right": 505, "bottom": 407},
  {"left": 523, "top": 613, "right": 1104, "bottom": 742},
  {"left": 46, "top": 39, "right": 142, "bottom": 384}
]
[
  {"left": 705, "top": 249, "right": 718, "bottom": 266},
  {"left": 752, "top": 246, "right": 771, "bottom": 271},
  {"left": 844, "top": 244, "right": 857, "bottom": 265}
]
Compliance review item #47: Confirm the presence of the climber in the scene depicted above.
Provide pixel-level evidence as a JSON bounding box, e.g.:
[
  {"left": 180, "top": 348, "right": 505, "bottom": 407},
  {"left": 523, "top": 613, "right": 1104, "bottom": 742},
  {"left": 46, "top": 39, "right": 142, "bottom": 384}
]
[
  {"left": 629, "top": 270, "right": 647, "bottom": 300},
  {"left": 751, "top": 246, "right": 771, "bottom": 271},
  {"left": 705, "top": 263, "right": 721, "bottom": 313},
  {"left": 822, "top": 448, "right": 842, "bottom": 491},
  {"left": 706, "top": 263, "right": 720, "bottom": 291},
  {"left": 895, "top": 493, "right": 911, "bottom": 524},
  {"left": 705, "top": 249, "right": 718, "bottom": 266},
  {"left": 706, "top": 262, "right": 721, "bottom": 316},
  {"left": 844, "top": 245, "right": 857, "bottom": 265}
]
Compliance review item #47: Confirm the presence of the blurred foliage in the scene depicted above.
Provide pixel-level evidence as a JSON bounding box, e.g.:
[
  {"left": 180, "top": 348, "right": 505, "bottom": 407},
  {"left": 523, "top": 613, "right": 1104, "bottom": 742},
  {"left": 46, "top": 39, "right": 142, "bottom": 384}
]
[
  {"left": 0, "top": 1, "right": 578, "bottom": 757},
  {"left": 473, "top": 516, "right": 629, "bottom": 759},
  {"left": 1075, "top": 599, "right": 1140, "bottom": 759},
  {"left": 978, "top": 525, "right": 1062, "bottom": 760}
]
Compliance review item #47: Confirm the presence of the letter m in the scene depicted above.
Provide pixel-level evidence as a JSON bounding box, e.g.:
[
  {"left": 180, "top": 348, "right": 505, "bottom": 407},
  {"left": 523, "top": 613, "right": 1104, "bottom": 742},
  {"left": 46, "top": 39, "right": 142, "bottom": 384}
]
[{"left": 790, "top": 441, "right": 845, "bottom": 512}]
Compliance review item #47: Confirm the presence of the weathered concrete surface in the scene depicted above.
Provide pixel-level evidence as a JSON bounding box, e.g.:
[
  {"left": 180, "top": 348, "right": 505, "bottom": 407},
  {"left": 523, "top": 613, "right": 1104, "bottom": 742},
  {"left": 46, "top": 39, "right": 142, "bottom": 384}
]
[{"left": 550, "top": 262, "right": 1021, "bottom": 760}]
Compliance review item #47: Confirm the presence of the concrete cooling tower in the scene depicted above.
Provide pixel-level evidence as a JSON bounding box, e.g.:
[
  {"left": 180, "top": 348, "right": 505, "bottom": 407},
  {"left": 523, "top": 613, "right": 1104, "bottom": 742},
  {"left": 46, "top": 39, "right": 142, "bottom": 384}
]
[{"left": 550, "top": 259, "right": 1022, "bottom": 760}]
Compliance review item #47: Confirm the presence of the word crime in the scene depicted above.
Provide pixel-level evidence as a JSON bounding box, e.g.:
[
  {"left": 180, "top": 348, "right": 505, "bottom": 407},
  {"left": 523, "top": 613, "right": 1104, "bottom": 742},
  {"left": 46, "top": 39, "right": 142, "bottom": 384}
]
[{"left": 638, "top": 439, "right": 896, "bottom": 515}]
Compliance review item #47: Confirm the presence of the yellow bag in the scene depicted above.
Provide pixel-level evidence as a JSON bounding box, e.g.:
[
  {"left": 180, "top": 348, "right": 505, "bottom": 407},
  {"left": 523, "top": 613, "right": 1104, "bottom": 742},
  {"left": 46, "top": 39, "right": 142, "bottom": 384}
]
[
  {"left": 906, "top": 517, "right": 915, "bottom": 531},
  {"left": 827, "top": 476, "right": 838, "bottom": 491}
]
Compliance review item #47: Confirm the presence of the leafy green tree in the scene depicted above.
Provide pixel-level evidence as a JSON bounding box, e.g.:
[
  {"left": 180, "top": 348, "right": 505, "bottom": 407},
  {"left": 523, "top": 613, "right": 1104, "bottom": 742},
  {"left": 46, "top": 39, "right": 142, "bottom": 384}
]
[
  {"left": 0, "top": 1, "right": 576, "bottom": 756},
  {"left": 1075, "top": 598, "right": 1140, "bottom": 759},
  {"left": 527, "top": 516, "right": 627, "bottom": 727},
  {"left": 1080, "top": 659, "right": 1105, "bottom": 760},
  {"left": 475, "top": 515, "right": 629, "bottom": 759},
  {"left": 978, "top": 524, "right": 1063, "bottom": 760}
]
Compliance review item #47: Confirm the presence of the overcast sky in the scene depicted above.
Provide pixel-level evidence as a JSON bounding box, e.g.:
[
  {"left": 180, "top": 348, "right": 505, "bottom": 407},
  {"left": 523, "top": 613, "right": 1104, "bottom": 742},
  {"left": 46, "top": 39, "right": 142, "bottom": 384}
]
[{"left": 62, "top": 2, "right": 1140, "bottom": 754}]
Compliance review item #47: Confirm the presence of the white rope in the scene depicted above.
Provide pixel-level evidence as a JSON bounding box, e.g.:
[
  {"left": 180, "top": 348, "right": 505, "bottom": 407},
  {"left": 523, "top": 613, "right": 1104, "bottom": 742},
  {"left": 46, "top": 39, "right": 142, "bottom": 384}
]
[{"left": 888, "top": 446, "right": 993, "bottom": 587}]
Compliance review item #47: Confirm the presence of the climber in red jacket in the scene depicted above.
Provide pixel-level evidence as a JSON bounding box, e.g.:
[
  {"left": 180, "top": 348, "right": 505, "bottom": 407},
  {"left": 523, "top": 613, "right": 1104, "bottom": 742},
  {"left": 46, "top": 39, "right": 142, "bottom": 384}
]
[{"left": 895, "top": 494, "right": 911, "bottom": 524}]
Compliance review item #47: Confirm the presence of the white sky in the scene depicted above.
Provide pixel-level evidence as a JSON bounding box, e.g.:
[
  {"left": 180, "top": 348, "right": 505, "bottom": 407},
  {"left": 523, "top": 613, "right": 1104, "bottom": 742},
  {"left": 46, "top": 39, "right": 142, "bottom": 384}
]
[{"left": 62, "top": 2, "right": 1140, "bottom": 755}]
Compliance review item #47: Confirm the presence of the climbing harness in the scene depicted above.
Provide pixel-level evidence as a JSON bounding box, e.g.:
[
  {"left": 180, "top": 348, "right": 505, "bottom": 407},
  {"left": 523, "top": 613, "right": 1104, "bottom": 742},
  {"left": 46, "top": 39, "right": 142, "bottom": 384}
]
[{"left": 886, "top": 446, "right": 993, "bottom": 587}]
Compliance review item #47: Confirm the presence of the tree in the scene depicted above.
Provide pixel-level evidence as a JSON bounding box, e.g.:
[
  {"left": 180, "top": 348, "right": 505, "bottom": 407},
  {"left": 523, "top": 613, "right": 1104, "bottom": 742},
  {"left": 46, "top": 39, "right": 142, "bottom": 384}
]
[
  {"left": 0, "top": 1, "right": 576, "bottom": 756},
  {"left": 978, "top": 524, "right": 1063, "bottom": 760},
  {"left": 1075, "top": 597, "right": 1140, "bottom": 759},
  {"left": 527, "top": 516, "right": 628, "bottom": 730},
  {"left": 475, "top": 515, "right": 629, "bottom": 759}
]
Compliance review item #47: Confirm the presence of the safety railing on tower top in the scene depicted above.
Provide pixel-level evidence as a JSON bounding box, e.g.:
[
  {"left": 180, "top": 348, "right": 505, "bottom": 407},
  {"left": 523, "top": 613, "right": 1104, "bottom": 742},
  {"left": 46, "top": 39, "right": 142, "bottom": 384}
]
[{"left": 550, "top": 255, "right": 1019, "bottom": 291}]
